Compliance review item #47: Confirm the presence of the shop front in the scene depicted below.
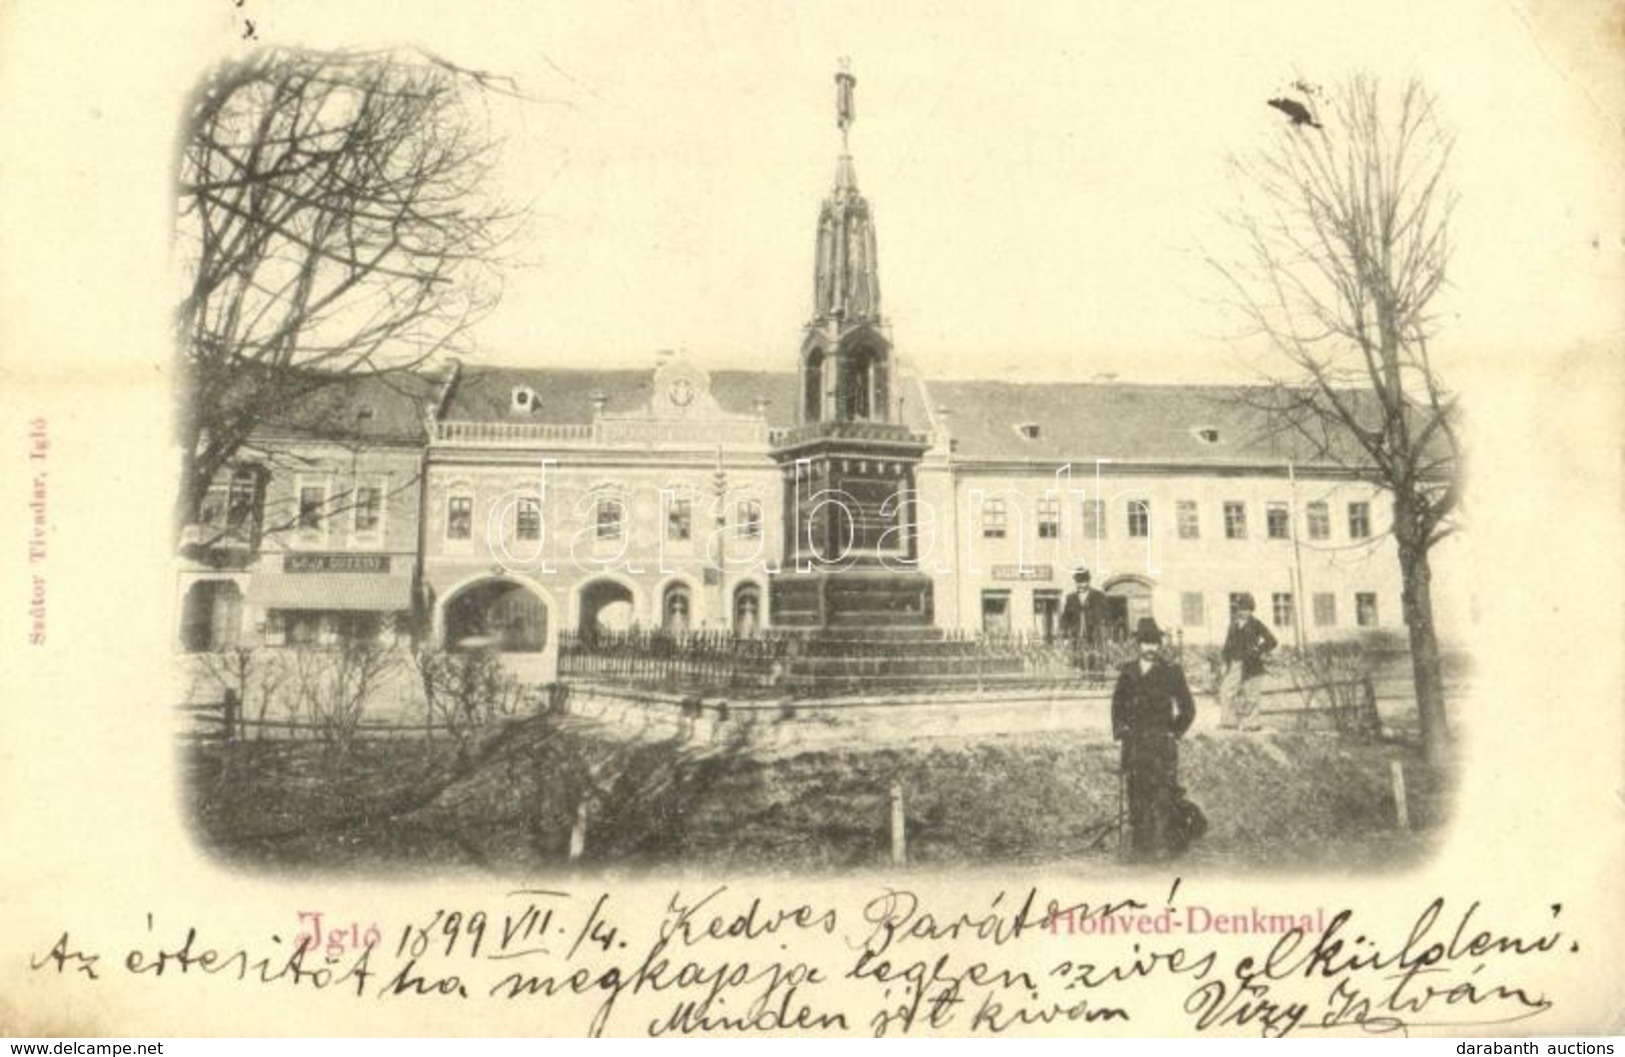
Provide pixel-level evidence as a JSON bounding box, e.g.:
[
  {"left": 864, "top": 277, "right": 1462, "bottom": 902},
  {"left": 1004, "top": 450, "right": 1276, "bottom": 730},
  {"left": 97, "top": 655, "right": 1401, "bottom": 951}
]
[{"left": 245, "top": 552, "right": 416, "bottom": 647}]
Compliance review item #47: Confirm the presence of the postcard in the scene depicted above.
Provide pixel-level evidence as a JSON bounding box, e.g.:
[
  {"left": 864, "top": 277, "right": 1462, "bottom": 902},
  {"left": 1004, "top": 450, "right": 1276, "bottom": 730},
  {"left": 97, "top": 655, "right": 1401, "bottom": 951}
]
[{"left": 2, "top": 0, "right": 1621, "bottom": 1038}]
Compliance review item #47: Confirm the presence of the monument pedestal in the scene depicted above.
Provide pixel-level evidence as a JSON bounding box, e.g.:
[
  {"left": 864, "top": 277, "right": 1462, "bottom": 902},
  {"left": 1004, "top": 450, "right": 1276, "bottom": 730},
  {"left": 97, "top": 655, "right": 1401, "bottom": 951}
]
[
  {"left": 768, "top": 419, "right": 934, "bottom": 634},
  {"left": 768, "top": 567, "right": 934, "bottom": 632}
]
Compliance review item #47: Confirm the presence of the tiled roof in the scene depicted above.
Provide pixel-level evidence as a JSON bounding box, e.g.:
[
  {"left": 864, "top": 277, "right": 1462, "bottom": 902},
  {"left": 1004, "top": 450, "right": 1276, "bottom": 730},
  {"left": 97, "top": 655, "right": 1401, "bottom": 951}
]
[
  {"left": 253, "top": 371, "right": 436, "bottom": 443},
  {"left": 923, "top": 379, "right": 1357, "bottom": 467},
  {"left": 249, "top": 362, "right": 1393, "bottom": 469},
  {"left": 441, "top": 365, "right": 803, "bottom": 428},
  {"left": 441, "top": 364, "right": 940, "bottom": 435}
]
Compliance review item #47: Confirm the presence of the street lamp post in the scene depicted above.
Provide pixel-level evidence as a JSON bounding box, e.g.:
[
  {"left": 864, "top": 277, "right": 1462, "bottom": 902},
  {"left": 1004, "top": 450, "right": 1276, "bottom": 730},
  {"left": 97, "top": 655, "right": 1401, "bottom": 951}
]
[{"left": 712, "top": 445, "right": 728, "bottom": 630}]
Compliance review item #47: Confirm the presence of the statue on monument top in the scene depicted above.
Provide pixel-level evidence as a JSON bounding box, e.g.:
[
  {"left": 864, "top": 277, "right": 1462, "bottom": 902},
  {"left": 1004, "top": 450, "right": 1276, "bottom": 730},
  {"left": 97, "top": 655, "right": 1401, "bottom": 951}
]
[{"left": 836, "top": 57, "right": 856, "bottom": 139}]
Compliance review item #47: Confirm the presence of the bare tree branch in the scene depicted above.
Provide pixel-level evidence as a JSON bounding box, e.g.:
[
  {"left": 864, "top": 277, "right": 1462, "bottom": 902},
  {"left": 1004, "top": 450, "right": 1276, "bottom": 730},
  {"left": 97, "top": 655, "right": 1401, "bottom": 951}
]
[{"left": 175, "top": 47, "right": 524, "bottom": 529}]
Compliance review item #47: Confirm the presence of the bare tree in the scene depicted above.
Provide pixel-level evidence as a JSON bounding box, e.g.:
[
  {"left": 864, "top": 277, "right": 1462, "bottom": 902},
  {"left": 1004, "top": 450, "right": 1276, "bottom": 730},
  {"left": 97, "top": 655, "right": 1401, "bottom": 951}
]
[
  {"left": 1216, "top": 75, "right": 1461, "bottom": 765},
  {"left": 412, "top": 647, "right": 528, "bottom": 754},
  {"left": 175, "top": 47, "right": 521, "bottom": 528}
]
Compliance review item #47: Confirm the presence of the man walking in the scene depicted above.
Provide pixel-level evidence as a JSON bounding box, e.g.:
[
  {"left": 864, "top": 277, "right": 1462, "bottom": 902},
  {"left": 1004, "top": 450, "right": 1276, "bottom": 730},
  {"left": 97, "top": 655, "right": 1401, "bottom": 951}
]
[
  {"left": 1111, "top": 617, "right": 1197, "bottom": 861},
  {"left": 1220, "top": 593, "right": 1277, "bottom": 731}
]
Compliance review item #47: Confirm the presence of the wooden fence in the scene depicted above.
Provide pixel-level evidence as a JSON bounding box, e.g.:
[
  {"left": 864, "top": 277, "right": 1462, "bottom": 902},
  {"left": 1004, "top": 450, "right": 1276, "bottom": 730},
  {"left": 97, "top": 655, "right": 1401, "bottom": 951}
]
[{"left": 178, "top": 688, "right": 465, "bottom": 743}]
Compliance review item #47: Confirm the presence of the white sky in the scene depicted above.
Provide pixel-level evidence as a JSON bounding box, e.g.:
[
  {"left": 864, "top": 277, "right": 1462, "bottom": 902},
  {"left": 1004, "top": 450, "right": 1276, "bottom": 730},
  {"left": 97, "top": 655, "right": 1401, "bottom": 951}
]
[
  {"left": 365, "top": 0, "right": 1625, "bottom": 387},
  {"left": 0, "top": 0, "right": 1617, "bottom": 393}
]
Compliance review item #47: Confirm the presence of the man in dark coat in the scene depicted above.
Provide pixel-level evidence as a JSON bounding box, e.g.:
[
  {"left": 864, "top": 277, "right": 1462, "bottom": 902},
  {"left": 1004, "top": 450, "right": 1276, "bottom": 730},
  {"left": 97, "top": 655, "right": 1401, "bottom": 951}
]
[
  {"left": 1219, "top": 592, "right": 1278, "bottom": 731},
  {"left": 1111, "top": 616, "right": 1197, "bottom": 861},
  {"left": 1058, "top": 567, "right": 1107, "bottom": 669}
]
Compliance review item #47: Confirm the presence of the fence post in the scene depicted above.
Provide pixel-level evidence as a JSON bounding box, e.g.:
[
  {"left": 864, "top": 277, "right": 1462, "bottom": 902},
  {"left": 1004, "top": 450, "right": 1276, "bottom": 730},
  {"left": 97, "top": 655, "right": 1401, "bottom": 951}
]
[
  {"left": 569, "top": 801, "right": 588, "bottom": 863},
  {"left": 889, "top": 782, "right": 906, "bottom": 866},
  {"left": 222, "top": 688, "right": 240, "bottom": 743},
  {"left": 1390, "top": 760, "right": 1410, "bottom": 831}
]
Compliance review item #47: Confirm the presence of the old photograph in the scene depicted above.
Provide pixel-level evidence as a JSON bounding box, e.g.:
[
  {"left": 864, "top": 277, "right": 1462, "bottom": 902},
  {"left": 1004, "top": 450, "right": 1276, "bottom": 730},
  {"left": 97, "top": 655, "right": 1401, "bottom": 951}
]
[{"left": 174, "top": 35, "right": 1469, "bottom": 876}]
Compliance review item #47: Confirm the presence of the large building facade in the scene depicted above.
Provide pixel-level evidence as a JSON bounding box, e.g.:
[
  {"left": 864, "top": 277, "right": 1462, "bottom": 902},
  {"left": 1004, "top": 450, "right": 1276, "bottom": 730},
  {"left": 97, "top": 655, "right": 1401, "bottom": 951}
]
[{"left": 176, "top": 70, "right": 1414, "bottom": 674}]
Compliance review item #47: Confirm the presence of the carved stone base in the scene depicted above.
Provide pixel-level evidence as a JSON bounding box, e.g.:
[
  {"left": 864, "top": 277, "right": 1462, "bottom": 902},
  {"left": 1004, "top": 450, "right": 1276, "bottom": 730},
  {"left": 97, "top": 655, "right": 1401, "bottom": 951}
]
[{"left": 768, "top": 568, "right": 934, "bottom": 632}]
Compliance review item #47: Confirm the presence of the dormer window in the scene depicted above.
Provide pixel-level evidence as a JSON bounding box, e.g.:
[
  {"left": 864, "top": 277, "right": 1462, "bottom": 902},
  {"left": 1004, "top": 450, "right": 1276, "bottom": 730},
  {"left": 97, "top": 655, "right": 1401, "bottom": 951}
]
[
  {"left": 1016, "top": 422, "right": 1042, "bottom": 441},
  {"left": 1193, "top": 426, "right": 1221, "bottom": 445},
  {"left": 356, "top": 406, "right": 375, "bottom": 423},
  {"left": 511, "top": 386, "right": 537, "bottom": 414}
]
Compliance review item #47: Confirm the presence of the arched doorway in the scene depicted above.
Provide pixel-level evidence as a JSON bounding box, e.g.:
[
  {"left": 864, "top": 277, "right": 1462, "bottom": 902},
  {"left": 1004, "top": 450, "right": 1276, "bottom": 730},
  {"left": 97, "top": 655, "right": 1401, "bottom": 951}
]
[
  {"left": 444, "top": 579, "right": 547, "bottom": 653},
  {"left": 662, "top": 582, "right": 692, "bottom": 633},
  {"left": 578, "top": 579, "right": 634, "bottom": 635},
  {"left": 180, "top": 580, "right": 241, "bottom": 652},
  {"left": 1102, "top": 575, "right": 1155, "bottom": 643},
  {"left": 733, "top": 582, "right": 762, "bottom": 637}
]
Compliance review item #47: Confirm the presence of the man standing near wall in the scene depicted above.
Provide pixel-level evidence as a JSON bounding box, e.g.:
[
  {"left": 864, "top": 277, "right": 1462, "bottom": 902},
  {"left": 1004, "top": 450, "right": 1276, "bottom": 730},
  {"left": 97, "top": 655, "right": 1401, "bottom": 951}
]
[
  {"left": 1219, "top": 593, "right": 1277, "bottom": 731},
  {"left": 1059, "top": 567, "right": 1106, "bottom": 671}
]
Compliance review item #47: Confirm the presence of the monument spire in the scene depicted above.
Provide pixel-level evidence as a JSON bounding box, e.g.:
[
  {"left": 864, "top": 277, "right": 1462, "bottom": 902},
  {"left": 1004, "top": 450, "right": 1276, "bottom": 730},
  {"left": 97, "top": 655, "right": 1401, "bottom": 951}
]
[
  {"left": 774, "top": 64, "right": 934, "bottom": 635},
  {"left": 813, "top": 58, "right": 879, "bottom": 324}
]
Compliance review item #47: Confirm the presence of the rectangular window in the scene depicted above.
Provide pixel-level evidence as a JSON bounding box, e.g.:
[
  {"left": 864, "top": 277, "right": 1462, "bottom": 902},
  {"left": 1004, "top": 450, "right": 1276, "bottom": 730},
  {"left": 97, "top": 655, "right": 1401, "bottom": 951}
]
[
  {"left": 1348, "top": 501, "right": 1371, "bottom": 539},
  {"left": 736, "top": 499, "right": 762, "bottom": 539},
  {"left": 667, "top": 498, "right": 692, "bottom": 542},
  {"left": 1313, "top": 592, "right": 1337, "bottom": 627},
  {"left": 1266, "top": 502, "right": 1290, "bottom": 539},
  {"left": 353, "top": 487, "right": 381, "bottom": 533},
  {"left": 226, "top": 469, "right": 258, "bottom": 533},
  {"left": 1224, "top": 501, "right": 1247, "bottom": 539},
  {"left": 1127, "top": 499, "right": 1150, "bottom": 539},
  {"left": 1271, "top": 592, "right": 1295, "bottom": 629},
  {"left": 1306, "top": 501, "right": 1330, "bottom": 541},
  {"left": 515, "top": 497, "right": 541, "bottom": 541},
  {"left": 1356, "top": 592, "right": 1379, "bottom": 628},
  {"left": 446, "top": 495, "right": 473, "bottom": 540},
  {"left": 1181, "top": 591, "right": 1205, "bottom": 627},
  {"left": 595, "top": 498, "right": 623, "bottom": 541},
  {"left": 298, "top": 486, "right": 325, "bottom": 532},
  {"left": 1036, "top": 496, "right": 1060, "bottom": 539},
  {"left": 982, "top": 498, "right": 1007, "bottom": 539},
  {"left": 1176, "top": 500, "right": 1200, "bottom": 540},
  {"left": 1080, "top": 498, "right": 1106, "bottom": 541}
]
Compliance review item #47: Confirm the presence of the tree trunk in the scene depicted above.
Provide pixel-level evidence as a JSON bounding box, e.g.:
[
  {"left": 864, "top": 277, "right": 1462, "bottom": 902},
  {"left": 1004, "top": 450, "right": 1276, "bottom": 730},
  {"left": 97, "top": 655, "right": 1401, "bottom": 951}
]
[
  {"left": 176, "top": 443, "right": 208, "bottom": 537},
  {"left": 1396, "top": 527, "right": 1450, "bottom": 767}
]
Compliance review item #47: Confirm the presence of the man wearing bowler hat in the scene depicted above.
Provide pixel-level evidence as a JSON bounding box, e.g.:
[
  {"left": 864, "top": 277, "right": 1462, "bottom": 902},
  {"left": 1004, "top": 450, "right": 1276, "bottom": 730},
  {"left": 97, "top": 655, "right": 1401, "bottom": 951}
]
[
  {"left": 1111, "top": 616, "right": 1197, "bottom": 861},
  {"left": 1059, "top": 567, "right": 1107, "bottom": 670},
  {"left": 1220, "top": 592, "right": 1277, "bottom": 731}
]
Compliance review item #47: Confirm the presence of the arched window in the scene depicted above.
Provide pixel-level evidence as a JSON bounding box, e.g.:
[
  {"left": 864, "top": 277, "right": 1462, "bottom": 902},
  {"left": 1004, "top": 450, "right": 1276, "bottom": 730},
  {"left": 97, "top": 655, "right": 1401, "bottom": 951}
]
[
  {"left": 836, "top": 350, "right": 870, "bottom": 420},
  {"left": 733, "top": 583, "right": 761, "bottom": 637},
  {"left": 803, "top": 351, "right": 824, "bottom": 423},
  {"left": 662, "top": 583, "right": 692, "bottom": 633},
  {"left": 836, "top": 345, "right": 886, "bottom": 421}
]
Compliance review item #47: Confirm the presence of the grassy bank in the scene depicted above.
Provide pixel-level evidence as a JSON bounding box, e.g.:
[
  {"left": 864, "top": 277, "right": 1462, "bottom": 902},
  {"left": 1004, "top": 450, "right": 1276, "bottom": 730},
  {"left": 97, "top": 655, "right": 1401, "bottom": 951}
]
[{"left": 186, "top": 708, "right": 1449, "bottom": 875}]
